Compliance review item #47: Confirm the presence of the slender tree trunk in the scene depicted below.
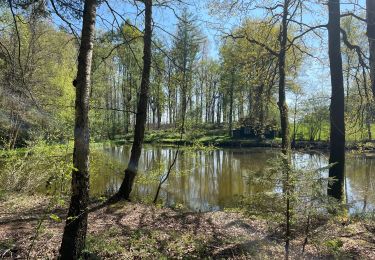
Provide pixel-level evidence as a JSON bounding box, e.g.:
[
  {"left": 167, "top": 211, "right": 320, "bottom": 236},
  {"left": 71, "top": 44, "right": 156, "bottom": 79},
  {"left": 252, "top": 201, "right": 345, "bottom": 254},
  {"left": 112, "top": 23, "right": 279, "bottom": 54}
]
[
  {"left": 258, "top": 84, "right": 266, "bottom": 140},
  {"left": 194, "top": 87, "right": 199, "bottom": 123},
  {"left": 363, "top": 67, "right": 372, "bottom": 141},
  {"left": 114, "top": 0, "right": 152, "bottom": 200},
  {"left": 9, "top": 120, "right": 21, "bottom": 150},
  {"left": 367, "top": 0, "right": 375, "bottom": 99},
  {"left": 200, "top": 83, "right": 204, "bottom": 123},
  {"left": 157, "top": 104, "right": 161, "bottom": 129},
  {"left": 278, "top": 2, "right": 290, "bottom": 154},
  {"left": 59, "top": 0, "right": 97, "bottom": 258},
  {"left": 366, "top": 107, "right": 372, "bottom": 141},
  {"left": 156, "top": 83, "right": 161, "bottom": 129},
  {"left": 217, "top": 95, "right": 221, "bottom": 126},
  {"left": 152, "top": 106, "right": 156, "bottom": 125},
  {"left": 278, "top": 2, "right": 292, "bottom": 259},
  {"left": 292, "top": 95, "right": 298, "bottom": 147},
  {"left": 181, "top": 82, "right": 187, "bottom": 131},
  {"left": 122, "top": 69, "right": 128, "bottom": 134},
  {"left": 223, "top": 98, "right": 227, "bottom": 124},
  {"left": 328, "top": 0, "right": 345, "bottom": 201},
  {"left": 228, "top": 72, "right": 234, "bottom": 137},
  {"left": 212, "top": 87, "right": 216, "bottom": 124},
  {"left": 174, "top": 85, "right": 178, "bottom": 128}
]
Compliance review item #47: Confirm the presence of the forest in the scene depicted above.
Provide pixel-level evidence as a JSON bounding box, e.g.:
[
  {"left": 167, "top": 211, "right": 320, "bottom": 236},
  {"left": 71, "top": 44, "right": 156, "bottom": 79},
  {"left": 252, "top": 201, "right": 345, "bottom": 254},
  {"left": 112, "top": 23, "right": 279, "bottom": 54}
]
[{"left": 0, "top": 0, "right": 374, "bottom": 259}]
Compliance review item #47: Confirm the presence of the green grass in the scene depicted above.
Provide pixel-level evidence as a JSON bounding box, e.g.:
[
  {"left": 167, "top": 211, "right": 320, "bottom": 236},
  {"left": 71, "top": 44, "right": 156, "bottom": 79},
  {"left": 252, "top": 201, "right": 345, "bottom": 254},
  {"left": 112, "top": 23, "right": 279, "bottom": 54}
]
[
  {"left": 84, "top": 226, "right": 208, "bottom": 259},
  {"left": 109, "top": 123, "right": 375, "bottom": 149},
  {"left": 85, "top": 228, "right": 126, "bottom": 257},
  {"left": 294, "top": 123, "right": 375, "bottom": 142}
]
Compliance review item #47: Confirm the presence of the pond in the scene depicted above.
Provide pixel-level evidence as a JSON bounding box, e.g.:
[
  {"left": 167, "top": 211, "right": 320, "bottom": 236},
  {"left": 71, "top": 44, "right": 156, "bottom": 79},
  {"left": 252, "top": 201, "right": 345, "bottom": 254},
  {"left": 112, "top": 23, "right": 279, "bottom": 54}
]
[{"left": 91, "top": 145, "right": 375, "bottom": 214}]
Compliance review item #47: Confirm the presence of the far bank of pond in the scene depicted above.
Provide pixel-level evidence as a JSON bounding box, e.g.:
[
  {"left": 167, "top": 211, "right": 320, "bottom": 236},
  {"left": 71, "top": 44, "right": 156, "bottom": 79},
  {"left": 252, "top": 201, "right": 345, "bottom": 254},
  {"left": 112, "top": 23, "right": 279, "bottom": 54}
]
[{"left": 112, "top": 131, "right": 375, "bottom": 152}]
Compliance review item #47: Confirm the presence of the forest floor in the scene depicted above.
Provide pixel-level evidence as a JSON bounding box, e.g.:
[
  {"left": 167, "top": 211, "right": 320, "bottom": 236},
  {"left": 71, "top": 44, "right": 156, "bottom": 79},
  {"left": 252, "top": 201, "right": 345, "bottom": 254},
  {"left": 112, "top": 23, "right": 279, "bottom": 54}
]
[{"left": 1, "top": 194, "right": 375, "bottom": 259}]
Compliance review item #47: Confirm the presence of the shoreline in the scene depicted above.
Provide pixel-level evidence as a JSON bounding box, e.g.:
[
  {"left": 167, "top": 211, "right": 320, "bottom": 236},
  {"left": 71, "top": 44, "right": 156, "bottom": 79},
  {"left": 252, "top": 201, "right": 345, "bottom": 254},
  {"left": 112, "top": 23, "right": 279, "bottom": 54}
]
[{"left": 111, "top": 136, "right": 375, "bottom": 153}]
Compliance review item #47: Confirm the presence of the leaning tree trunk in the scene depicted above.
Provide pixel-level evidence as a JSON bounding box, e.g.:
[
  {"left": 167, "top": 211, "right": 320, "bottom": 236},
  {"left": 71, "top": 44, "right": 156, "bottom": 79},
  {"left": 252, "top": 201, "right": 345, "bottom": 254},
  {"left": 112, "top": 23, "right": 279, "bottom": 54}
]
[
  {"left": 59, "top": 0, "right": 97, "bottom": 258},
  {"left": 114, "top": 0, "right": 152, "bottom": 200},
  {"left": 367, "top": 0, "right": 375, "bottom": 100},
  {"left": 327, "top": 0, "right": 345, "bottom": 201}
]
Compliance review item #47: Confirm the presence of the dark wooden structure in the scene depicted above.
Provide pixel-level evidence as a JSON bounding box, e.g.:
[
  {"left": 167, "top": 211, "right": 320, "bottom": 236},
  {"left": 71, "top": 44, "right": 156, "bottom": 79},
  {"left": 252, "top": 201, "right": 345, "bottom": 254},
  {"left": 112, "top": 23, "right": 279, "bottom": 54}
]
[{"left": 232, "top": 126, "right": 278, "bottom": 139}]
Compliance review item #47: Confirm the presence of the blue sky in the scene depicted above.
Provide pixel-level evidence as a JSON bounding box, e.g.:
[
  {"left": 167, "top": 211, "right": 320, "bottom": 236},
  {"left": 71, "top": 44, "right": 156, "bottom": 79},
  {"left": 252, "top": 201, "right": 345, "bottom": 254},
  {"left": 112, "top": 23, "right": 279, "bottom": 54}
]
[{"left": 52, "top": 0, "right": 368, "bottom": 101}]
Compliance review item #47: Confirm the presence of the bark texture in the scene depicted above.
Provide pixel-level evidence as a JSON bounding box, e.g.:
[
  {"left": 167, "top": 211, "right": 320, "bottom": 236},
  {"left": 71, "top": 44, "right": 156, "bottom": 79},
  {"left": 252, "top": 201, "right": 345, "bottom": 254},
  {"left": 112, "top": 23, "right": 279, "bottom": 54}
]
[
  {"left": 228, "top": 70, "right": 234, "bottom": 136},
  {"left": 367, "top": 0, "right": 375, "bottom": 99},
  {"left": 59, "top": 0, "right": 97, "bottom": 258},
  {"left": 277, "top": 3, "right": 292, "bottom": 259},
  {"left": 115, "top": 0, "right": 153, "bottom": 200},
  {"left": 278, "top": 0, "right": 290, "bottom": 154},
  {"left": 327, "top": 0, "right": 345, "bottom": 201}
]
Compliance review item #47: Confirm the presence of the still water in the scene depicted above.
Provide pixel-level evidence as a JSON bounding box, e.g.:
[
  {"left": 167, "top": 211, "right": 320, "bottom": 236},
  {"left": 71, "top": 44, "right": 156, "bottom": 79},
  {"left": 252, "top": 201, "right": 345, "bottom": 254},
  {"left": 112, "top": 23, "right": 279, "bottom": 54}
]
[{"left": 91, "top": 145, "right": 375, "bottom": 213}]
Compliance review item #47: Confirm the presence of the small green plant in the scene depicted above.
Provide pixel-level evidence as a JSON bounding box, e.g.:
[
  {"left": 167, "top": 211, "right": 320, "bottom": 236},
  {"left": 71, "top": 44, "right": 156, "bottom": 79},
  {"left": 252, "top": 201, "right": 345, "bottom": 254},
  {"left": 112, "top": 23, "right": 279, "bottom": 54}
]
[
  {"left": 166, "top": 232, "right": 206, "bottom": 258},
  {"left": 0, "top": 239, "right": 16, "bottom": 258},
  {"left": 128, "top": 230, "right": 164, "bottom": 258},
  {"left": 325, "top": 238, "right": 344, "bottom": 256},
  {"left": 85, "top": 228, "right": 125, "bottom": 256},
  {"left": 237, "top": 153, "right": 340, "bottom": 257}
]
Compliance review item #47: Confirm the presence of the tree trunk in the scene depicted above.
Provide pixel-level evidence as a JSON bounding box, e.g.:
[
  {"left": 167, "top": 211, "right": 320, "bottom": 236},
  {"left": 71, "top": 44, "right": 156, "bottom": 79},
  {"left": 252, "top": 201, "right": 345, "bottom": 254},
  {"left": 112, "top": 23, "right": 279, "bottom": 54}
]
[
  {"left": 278, "top": 1, "right": 290, "bottom": 154},
  {"left": 217, "top": 95, "right": 221, "bottom": 126},
  {"left": 228, "top": 72, "right": 234, "bottom": 137},
  {"left": 59, "top": 0, "right": 97, "bottom": 258},
  {"left": 200, "top": 83, "right": 204, "bottom": 123},
  {"left": 327, "top": 0, "right": 345, "bottom": 201},
  {"left": 367, "top": 0, "right": 375, "bottom": 99},
  {"left": 156, "top": 83, "right": 161, "bottom": 129},
  {"left": 157, "top": 104, "right": 161, "bottom": 129},
  {"left": 212, "top": 92, "right": 216, "bottom": 124},
  {"left": 292, "top": 95, "right": 298, "bottom": 147},
  {"left": 278, "top": 2, "right": 292, "bottom": 259},
  {"left": 114, "top": 0, "right": 152, "bottom": 200}
]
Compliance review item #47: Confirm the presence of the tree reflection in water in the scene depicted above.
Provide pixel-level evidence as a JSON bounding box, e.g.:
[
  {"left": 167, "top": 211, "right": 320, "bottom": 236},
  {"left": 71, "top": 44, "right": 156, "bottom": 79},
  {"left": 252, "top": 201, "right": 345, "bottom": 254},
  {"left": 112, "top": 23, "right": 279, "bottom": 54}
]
[{"left": 92, "top": 145, "right": 374, "bottom": 214}]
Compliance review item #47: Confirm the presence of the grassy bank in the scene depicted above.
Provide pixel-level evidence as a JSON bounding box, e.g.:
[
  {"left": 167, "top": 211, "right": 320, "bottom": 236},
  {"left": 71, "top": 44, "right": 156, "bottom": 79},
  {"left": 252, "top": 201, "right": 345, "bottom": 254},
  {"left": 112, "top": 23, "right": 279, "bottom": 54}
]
[
  {"left": 0, "top": 193, "right": 374, "bottom": 259},
  {"left": 112, "top": 129, "right": 375, "bottom": 152}
]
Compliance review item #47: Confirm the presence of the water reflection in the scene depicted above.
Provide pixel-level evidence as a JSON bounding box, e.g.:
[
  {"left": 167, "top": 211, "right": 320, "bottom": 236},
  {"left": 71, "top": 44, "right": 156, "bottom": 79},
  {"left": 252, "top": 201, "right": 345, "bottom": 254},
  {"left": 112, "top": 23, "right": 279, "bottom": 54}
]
[{"left": 91, "top": 145, "right": 375, "bottom": 213}]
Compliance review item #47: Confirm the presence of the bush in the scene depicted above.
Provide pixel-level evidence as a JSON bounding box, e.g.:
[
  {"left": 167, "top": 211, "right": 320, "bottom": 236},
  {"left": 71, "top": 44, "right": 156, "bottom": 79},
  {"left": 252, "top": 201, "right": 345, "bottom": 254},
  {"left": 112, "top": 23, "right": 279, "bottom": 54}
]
[{"left": 0, "top": 141, "right": 73, "bottom": 194}]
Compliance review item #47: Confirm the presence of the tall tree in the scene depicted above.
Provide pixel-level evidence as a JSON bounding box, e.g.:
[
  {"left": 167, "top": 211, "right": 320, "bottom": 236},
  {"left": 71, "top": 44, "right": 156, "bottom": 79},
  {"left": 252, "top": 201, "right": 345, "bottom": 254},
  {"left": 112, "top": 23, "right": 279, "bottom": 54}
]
[
  {"left": 171, "top": 9, "right": 201, "bottom": 132},
  {"left": 112, "top": 0, "right": 152, "bottom": 200},
  {"left": 327, "top": 0, "right": 345, "bottom": 201},
  {"left": 278, "top": 0, "right": 291, "bottom": 154},
  {"left": 367, "top": 0, "right": 375, "bottom": 100},
  {"left": 59, "top": 0, "right": 97, "bottom": 258}
]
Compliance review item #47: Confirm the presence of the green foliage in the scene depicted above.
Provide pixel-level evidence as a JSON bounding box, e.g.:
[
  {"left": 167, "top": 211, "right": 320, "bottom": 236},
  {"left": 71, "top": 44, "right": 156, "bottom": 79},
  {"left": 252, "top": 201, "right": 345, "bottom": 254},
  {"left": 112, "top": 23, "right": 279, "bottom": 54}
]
[
  {"left": 49, "top": 214, "right": 62, "bottom": 223},
  {"left": 90, "top": 22, "right": 143, "bottom": 140},
  {"left": 0, "top": 8, "right": 76, "bottom": 147},
  {"left": 236, "top": 154, "right": 341, "bottom": 236},
  {"left": 0, "top": 140, "right": 73, "bottom": 193},
  {"left": 0, "top": 141, "right": 126, "bottom": 198},
  {"left": 135, "top": 161, "right": 166, "bottom": 186},
  {"left": 0, "top": 239, "right": 16, "bottom": 257},
  {"left": 324, "top": 238, "right": 344, "bottom": 256}
]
